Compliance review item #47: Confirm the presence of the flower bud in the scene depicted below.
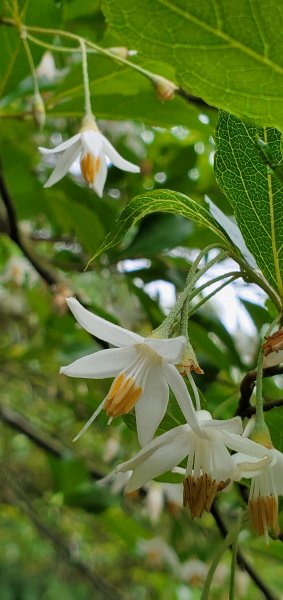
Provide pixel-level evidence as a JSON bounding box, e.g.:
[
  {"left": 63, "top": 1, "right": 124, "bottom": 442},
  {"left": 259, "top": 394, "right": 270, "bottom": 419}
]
[
  {"left": 177, "top": 341, "right": 203, "bottom": 376},
  {"left": 250, "top": 423, "right": 273, "bottom": 449},
  {"left": 32, "top": 93, "right": 46, "bottom": 130},
  {"left": 152, "top": 75, "right": 178, "bottom": 102},
  {"left": 108, "top": 47, "right": 130, "bottom": 59}
]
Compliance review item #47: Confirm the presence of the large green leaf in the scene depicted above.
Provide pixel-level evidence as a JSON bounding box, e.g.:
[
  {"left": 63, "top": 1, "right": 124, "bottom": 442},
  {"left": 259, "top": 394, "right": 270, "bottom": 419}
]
[
  {"left": 88, "top": 189, "right": 233, "bottom": 262},
  {"left": 215, "top": 111, "right": 283, "bottom": 299},
  {"left": 102, "top": 0, "right": 283, "bottom": 130}
]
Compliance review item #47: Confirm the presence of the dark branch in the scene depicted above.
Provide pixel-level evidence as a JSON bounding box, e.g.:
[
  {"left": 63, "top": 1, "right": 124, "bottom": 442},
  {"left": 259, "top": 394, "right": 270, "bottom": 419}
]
[
  {"left": 236, "top": 366, "right": 283, "bottom": 418},
  {"left": 0, "top": 162, "right": 59, "bottom": 286},
  {"left": 0, "top": 404, "right": 102, "bottom": 480},
  {"left": 244, "top": 398, "right": 283, "bottom": 418},
  {"left": 211, "top": 503, "right": 279, "bottom": 600},
  {"left": 176, "top": 87, "right": 215, "bottom": 111}
]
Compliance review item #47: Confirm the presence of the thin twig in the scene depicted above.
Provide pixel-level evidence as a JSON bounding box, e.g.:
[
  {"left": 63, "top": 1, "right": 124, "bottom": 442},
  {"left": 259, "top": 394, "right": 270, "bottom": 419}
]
[
  {"left": 0, "top": 404, "right": 102, "bottom": 479},
  {"left": 236, "top": 366, "right": 283, "bottom": 418},
  {"left": 0, "top": 161, "right": 59, "bottom": 286}
]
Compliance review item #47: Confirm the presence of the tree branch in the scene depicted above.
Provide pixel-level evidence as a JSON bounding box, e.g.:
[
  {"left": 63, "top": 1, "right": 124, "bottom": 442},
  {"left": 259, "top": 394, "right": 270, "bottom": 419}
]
[
  {"left": 0, "top": 161, "right": 59, "bottom": 286},
  {"left": 0, "top": 404, "right": 102, "bottom": 480},
  {"left": 211, "top": 503, "right": 279, "bottom": 600},
  {"left": 176, "top": 87, "right": 214, "bottom": 110},
  {"left": 236, "top": 366, "right": 283, "bottom": 418}
]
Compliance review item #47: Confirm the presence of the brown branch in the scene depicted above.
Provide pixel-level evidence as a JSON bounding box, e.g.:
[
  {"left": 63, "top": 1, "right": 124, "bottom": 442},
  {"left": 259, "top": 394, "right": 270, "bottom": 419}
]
[
  {"left": 0, "top": 404, "right": 102, "bottom": 480},
  {"left": 236, "top": 366, "right": 283, "bottom": 418},
  {"left": 211, "top": 503, "right": 279, "bottom": 600},
  {"left": 176, "top": 87, "right": 215, "bottom": 110},
  {"left": 244, "top": 398, "right": 283, "bottom": 418},
  {"left": 0, "top": 161, "right": 59, "bottom": 286}
]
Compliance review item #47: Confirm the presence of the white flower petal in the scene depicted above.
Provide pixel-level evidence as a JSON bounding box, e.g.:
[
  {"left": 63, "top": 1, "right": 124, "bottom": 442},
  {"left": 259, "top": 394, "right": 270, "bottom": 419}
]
[
  {"left": 81, "top": 130, "right": 103, "bottom": 157},
  {"left": 162, "top": 364, "right": 204, "bottom": 436},
  {"left": 101, "top": 135, "right": 140, "bottom": 173},
  {"left": 270, "top": 450, "right": 283, "bottom": 494},
  {"left": 125, "top": 430, "right": 189, "bottom": 493},
  {"left": 206, "top": 416, "right": 243, "bottom": 435},
  {"left": 92, "top": 153, "right": 107, "bottom": 198},
  {"left": 210, "top": 438, "right": 233, "bottom": 481},
  {"left": 118, "top": 424, "right": 190, "bottom": 473},
  {"left": 66, "top": 298, "right": 143, "bottom": 347},
  {"left": 135, "top": 364, "right": 169, "bottom": 446},
  {"left": 219, "top": 431, "right": 272, "bottom": 458},
  {"left": 231, "top": 453, "right": 272, "bottom": 480},
  {"left": 60, "top": 346, "right": 137, "bottom": 378},
  {"left": 39, "top": 133, "right": 81, "bottom": 154},
  {"left": 44, "top": 140, "right": 81, "bottom": 187},
  {"left": 145, "top": 336, "right": 186, "bottom": 364}
]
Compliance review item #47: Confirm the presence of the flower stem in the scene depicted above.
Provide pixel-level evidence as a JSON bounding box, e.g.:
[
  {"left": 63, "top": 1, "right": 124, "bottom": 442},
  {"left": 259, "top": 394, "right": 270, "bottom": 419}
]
[
  {"left": 201, "top": 511, "right": 244, "bottom": 600},
  {"left": 186, "top": 274, "right": 240, "bottom": 319},
  {"left": 80, "top": 39, "right": 92, "bottom": 118},
  {"left": 1, "top": 18, "right": 166, "bottom": 84},
  {"left": 21, "top": 31, "right": 40, "bottom": 96},
  {"left": 158, "top": 247, "right": 228, "bottom": 337},
  {"left": 27, "top": 33, "right": 80, "bottom": 53}
]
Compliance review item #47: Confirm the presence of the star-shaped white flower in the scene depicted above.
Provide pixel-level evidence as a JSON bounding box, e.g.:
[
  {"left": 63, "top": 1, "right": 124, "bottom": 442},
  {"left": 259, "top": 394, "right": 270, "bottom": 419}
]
[
  {"left": 60, "top": 297, "right": 199, "bottom": 446},
  {"left": 117, "top": 410, "right": 269, "bottom": 518},
  {"left": 232, "top": 448, "right": 281, "bottom": 540},
  {"left": 39, "top": 117, "right": 140, "bottom": 197}
]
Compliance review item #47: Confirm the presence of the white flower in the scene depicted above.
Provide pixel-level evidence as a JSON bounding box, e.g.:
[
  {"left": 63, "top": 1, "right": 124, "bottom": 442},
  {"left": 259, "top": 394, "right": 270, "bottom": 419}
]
[
  {"left": 117, "top": 410, "right": 269, "bottom": 518},
  {"left": 60, "top": 297, "right": 199, "bottom": 446},
  {"left": 39, "top": 116, "right": 140, "bottom": 197},
  {"left": 232, "top": 449, "right": 282, "bottom": 540}
]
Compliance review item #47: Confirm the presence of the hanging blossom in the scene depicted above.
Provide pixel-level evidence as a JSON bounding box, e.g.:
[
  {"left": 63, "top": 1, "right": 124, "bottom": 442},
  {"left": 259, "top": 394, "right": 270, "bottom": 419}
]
[
  {"left": 60, "top": 297, "right": 201, "bottom": 446},
  {"left": 116, "top": 410, "right": 270, "bottom": 518},
  {"left": 232, "top": 444, "right": 282, "bottom": 541},
  {"left": 39, "top": 116, "right": 140, "bottom": 197}
]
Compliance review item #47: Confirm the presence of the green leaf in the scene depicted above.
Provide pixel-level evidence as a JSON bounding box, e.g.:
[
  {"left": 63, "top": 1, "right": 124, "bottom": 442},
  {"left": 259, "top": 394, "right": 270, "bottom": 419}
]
[
  {"left": 215, "top": 112, "right": 283, "bottom": 298},
  {"left": 88, "top": 189, "right": 233, "bottom": 263},
  {"left": 103, "top": 0, "right": 283, "bottom": 130},
  {"left": 265, "top": 408, "right": 283, "bottom": 452}
]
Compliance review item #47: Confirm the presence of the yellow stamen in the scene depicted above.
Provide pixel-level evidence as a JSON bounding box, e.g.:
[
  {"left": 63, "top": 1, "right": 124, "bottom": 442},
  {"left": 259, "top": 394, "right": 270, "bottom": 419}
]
[
  {"left": 80, "top": 154, "right": 101, "bottom": 185},
  {"left": 183, "top": 474, "right": 219, "bottom": 518},
  {"left": 249, "top": 495, "right": 279, "bottom": 537},
  {"left": 104, "top": 373, "right": 142, "bottom": 417}
]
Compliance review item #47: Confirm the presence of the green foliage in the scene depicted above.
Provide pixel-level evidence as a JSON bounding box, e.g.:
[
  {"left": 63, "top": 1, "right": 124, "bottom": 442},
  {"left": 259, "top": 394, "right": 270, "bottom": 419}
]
[
  {"left": 103, "top": 0, "right": 283, "bottom": 130},
  {"left": 215, "top": 112, "right": 283, "bottom": 297},
  {"left": 1, "top": 1, "right": 283, "bottom": 599},
  {"left": 90, "top": 189, "right": 234, "bottom": 263}
]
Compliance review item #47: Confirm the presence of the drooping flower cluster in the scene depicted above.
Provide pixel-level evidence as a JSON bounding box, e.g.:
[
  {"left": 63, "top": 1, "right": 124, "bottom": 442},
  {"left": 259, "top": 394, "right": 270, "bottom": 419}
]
[{"left": 60, "top": 298, "right": 283, "bottom": 538}]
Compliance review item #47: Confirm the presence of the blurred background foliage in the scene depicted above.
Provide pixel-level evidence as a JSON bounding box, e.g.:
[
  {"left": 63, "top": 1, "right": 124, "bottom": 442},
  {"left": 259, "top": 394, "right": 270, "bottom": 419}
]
[{"left": 0, "top": 0, "right": 283, "bottom": 599}]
